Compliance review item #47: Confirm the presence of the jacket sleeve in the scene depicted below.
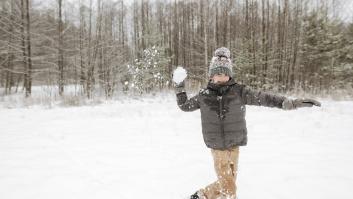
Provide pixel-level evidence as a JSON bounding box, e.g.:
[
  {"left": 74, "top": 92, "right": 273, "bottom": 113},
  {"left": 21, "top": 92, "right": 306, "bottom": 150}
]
[
  {"left": 240, "top": 85, "right": 287, "bottom": 109},
  {"left": 176, "top": 92, "right": 200, "bottom": 112}
]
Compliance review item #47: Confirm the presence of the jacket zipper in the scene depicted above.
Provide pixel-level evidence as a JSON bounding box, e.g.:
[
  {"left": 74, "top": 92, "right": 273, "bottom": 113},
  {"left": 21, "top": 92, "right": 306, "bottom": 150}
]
[{"left": 218, "top": 95, "right": 226, "bottom": 148}]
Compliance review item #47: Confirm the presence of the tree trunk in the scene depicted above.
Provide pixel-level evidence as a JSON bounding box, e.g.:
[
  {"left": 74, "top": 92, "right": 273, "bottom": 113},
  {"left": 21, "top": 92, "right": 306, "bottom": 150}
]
[
  {"left": 86, "top": 0, "right": 93, "bottom": 98},
  {"left": 5, "top": 0, "right": 15, "bottom": 94},
  {"left": 261, "top": 0, "right": 266, "bottom": 86},
  {"left": 79, "top": 2, "right": 86, "bottom": 93},
  {"left": 23, "top": 0, "right": 32, "bottom": 97},
  {"left": 58, "top": 0, "right": 64, "bottom": 96},
  {"left": 204, "top": 0, "right": 208, "bottom": 80},
  {"left": 20, "top": 0, "right": 27, "bottom": 93}
]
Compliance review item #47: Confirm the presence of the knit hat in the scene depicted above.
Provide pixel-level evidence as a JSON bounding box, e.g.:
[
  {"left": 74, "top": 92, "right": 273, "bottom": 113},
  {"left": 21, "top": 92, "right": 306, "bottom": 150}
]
[{"left": 208, "top": 47, "right": 233, "bottom": 78}]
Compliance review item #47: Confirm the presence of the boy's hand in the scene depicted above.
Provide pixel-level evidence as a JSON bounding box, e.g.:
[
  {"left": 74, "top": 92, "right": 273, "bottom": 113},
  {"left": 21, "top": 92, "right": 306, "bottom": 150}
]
[
  {"left": 173, "top": 80, "right": 185, "bottom": 94},
  {"left": 283, "top": 98, "right": 321, "bottom": 110},
  {"left": 294, "top": 99, "right": 321, "bottom": 108}
]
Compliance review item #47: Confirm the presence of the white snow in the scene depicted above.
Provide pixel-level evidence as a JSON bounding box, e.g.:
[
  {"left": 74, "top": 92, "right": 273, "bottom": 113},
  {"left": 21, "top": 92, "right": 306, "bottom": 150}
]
[
  {"left": 0, "top": 94, "right": 353, "bottom": 199},
  {"left": 172, "top": 66, "right": 187, "bottom": 84}
]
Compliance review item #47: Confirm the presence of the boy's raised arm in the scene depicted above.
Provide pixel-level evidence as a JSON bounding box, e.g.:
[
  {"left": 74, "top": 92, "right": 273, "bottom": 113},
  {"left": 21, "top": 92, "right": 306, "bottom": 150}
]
[
  {"left": 175, "top": 81, "right": 200, "bottom": 112},
  {"left": 173, "top": 67, "right": 200, "bottom": 112},
  {"left": 176, "top": 92, "right": 200, "bottom": 112}
]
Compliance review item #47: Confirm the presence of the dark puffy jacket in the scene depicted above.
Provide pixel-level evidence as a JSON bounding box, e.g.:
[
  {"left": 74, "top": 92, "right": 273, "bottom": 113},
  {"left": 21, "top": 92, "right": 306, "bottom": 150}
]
[{"left": 176, "top": 78, "right": 287, "bottom": 150}]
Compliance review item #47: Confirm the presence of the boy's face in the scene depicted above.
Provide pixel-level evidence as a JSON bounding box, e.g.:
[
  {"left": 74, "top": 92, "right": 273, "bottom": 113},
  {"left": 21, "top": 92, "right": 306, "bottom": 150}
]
[{"left": 211, "top": 74, "right": 230, "bottom": 84}]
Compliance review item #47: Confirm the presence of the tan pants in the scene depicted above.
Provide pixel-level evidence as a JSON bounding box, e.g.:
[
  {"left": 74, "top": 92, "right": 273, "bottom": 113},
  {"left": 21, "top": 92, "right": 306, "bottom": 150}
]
[{"left": 200, "top": 147, "right": 239, "bottom": 199}]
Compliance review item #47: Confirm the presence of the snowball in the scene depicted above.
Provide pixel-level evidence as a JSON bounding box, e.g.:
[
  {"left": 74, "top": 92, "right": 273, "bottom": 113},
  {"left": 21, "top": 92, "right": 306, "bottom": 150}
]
[{"left": 172, "top": 66, "right": 187, "bottom": 84}]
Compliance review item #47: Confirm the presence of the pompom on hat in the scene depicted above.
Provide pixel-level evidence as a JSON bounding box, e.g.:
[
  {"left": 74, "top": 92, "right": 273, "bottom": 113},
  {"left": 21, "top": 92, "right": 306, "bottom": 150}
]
[{"left": 208, "top": 47, "right": 233, "bottom": 78}]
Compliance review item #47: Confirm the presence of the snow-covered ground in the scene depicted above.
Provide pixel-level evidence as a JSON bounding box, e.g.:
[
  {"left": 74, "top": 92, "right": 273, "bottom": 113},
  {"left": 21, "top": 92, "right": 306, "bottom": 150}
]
[{"left": 0, "top": 94, "right": 352, "bottom": 199}]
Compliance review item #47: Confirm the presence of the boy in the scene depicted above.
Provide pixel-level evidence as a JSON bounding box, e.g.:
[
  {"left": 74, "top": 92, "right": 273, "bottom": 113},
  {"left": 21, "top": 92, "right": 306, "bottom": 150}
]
[{"left": 174, "top": 47, "right": 321, "bottom": 199}]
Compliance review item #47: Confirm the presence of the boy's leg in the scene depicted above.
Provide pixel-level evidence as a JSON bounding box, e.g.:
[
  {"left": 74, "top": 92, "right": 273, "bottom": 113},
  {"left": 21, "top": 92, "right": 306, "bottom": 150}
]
[
  {"left": 201, "top": 147, "right": 239, "bottom": 199},
  {"left": 228, "top": 147, "right": 239, "bottom": 197}
]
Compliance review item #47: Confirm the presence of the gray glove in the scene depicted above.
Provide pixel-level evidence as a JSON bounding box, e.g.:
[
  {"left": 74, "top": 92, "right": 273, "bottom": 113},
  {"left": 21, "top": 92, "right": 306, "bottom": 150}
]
[
  {"left": 283, "top": 98, "right": 321, "bottom": 110},
  {"left": 173, "top": 80, "right": 185, "bottom": 94}
]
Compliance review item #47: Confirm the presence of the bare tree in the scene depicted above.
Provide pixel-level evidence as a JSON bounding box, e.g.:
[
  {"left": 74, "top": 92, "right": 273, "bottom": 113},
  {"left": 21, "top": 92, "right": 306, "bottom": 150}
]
[
  {"left": 20, "top": 0, "right": 32, "bottom": 97},
  {"left": 58, "top": 0, "right": 64, "bottom": 95}
]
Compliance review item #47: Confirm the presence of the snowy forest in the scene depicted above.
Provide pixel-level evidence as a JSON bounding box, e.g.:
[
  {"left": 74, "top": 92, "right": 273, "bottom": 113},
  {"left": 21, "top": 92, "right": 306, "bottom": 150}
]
[
  {"left": 0, "top": 0, "right": 353, "bottom": 100},
  {"left": 1, "top": 1, "right": 353, "bottom": 199}
]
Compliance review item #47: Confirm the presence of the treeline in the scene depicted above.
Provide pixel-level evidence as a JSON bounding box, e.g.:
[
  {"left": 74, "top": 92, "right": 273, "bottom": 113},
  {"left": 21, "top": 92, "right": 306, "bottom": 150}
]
[{"left": 0, "top": 0, "right": 352, "bottom": 98}]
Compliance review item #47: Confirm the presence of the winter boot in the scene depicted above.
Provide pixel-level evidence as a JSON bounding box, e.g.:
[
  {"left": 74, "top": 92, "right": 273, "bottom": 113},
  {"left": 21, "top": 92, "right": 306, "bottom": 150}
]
[{"left": 190, "top": 191, "right": 205, "bottom": 199}]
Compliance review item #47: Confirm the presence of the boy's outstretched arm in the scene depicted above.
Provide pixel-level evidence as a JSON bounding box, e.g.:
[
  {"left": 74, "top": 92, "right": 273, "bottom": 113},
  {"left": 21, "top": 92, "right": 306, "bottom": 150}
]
[{"left": 240, "top": 85, "right": 321, "bottom": 110}]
